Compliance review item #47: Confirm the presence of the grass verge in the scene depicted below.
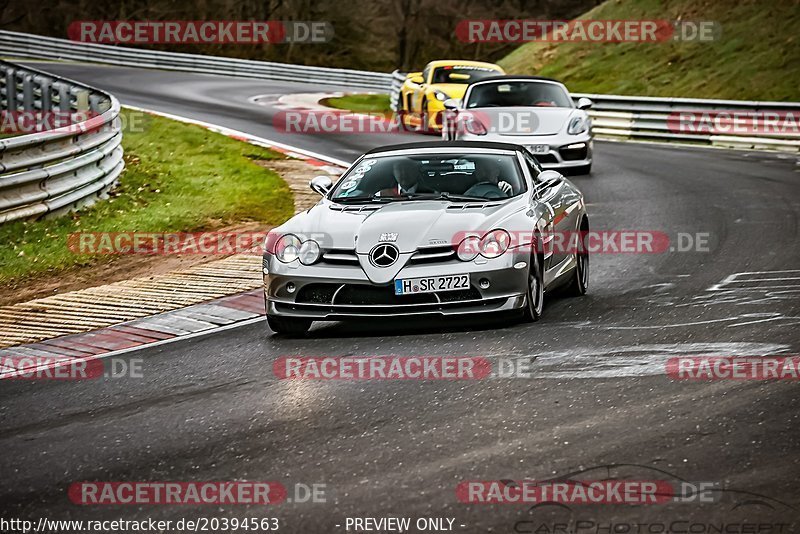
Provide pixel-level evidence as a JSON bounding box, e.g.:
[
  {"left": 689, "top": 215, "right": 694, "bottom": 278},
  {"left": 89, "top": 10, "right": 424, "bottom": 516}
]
[
  {"left": 0, "top": 108, "right": 293, "bottom": 287},
  {"left": 498, "top": 0, "right": 800, "bottom": 100},
  {"left": 322, "top": 94, "right": 392, "bottom": 114}
]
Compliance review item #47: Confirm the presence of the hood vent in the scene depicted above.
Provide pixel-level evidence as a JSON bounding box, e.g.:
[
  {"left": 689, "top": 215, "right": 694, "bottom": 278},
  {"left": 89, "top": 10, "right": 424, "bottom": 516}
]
[{"left": 329, "top": 204, "right": 381, "bottom": 213}]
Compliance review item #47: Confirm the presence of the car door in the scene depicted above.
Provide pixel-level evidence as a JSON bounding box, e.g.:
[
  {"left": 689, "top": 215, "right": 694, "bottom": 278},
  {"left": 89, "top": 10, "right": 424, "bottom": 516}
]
[{"left": 523, "top": 152, "right": 572, "bottom": 277}]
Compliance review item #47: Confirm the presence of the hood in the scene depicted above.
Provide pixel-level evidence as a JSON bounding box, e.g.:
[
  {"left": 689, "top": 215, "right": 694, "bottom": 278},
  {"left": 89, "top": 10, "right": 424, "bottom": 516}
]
[
  {"left": 469, "top": 106, "right": 579, "bottom": 136},
  {"left": 277, "top": 198, "right": 526, "bottom": 283},
  {"left": 429, "top": 83, "right": 469, "bottom": 99}
]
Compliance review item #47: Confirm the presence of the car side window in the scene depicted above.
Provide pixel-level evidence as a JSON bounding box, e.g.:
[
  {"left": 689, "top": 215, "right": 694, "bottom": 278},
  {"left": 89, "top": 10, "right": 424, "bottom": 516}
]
[{"left": 422, "top": 67, "right": 430, "bottom": 84}]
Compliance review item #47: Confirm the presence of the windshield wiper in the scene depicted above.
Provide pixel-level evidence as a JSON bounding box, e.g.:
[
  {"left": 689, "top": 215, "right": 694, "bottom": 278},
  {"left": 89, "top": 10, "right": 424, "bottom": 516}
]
[{"left": 332, "top": 195, "right": 394, "bottom": 204}]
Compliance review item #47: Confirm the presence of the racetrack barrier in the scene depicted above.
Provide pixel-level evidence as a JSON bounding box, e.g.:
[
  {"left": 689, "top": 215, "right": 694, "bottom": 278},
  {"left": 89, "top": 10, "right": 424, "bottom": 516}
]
[
  {"left": 389, "top": 70, "right": 799, "bottom": 152},
  {"left": 0, "top": 30, "right": 392, "bottom": 91},
  {"left": 0, "top": 59, "right": 123, "bottom": 224}
]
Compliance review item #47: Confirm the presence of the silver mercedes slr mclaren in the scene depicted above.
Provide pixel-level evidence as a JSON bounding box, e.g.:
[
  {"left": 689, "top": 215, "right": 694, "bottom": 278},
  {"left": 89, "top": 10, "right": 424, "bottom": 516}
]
[{"left": 262, "top": 141, "right": 589, "bottom": 335}]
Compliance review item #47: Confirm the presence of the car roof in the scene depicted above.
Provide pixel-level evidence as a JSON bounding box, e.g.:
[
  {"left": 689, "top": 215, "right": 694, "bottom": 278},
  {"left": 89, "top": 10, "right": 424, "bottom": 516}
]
[
  {"left": 424, "top": 60, "right": 503, "bottom": 70},
  {"left": 365, "top": 141, "right": 524, "bottom": 155},
  {"left": 467, "top": 75, "right": 563, "bottom": 85}
]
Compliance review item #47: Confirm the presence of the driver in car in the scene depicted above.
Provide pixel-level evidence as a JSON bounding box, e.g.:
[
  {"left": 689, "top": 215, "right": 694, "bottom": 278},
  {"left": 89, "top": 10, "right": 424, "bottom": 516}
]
[
  {"left": 464, "top": 159, "right": 513, "bottom": 198},
  {"left": 378, "top": 160, "right": 434, "bottom": 196}
]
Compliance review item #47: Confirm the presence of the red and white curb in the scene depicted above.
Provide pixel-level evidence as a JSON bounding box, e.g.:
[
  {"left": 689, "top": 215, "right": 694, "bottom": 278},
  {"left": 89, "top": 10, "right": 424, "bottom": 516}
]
[
  {"left": 125, "top": 104, "right": 349, "bottom": 175},
  {"left": 0, "top": 290, "right": 266, "bottom": 379}
]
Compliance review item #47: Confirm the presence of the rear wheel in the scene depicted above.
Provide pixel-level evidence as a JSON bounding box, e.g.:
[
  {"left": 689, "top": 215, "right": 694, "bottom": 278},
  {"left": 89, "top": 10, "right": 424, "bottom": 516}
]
[
  {"left": 564, "top": 219, "right": 589, "bottom": 296},
  {"left": 522, "top": 248, "right": 545, "bottom": 322},
  {"left": 267, "top": 315, "right": 312, "bottom": 336}
]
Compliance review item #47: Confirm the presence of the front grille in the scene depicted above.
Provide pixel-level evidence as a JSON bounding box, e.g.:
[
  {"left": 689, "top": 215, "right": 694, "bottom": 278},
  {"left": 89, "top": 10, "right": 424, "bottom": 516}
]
[
  {"left": 559, "top": 145, "right": 589, "bottom": 161},
  {"left": 320, "top": 249, "right": 359, "bottom": 265},
  {"left": 293, "top": 282, "right": 483, "bottom": 306},
  {"left": 296, "top": 283, "right": 339, "bottom": 304},
  {"left": 438, "top": 287, "right": 482, "bottom": 302},
  {"left": 336, "top": 284, "right": 436, "bottom": 305},
  {"left": 408, "top": 245, "right": 456, "bottom": 264},
  {"left": 535, "top": 153, "right": 559, "bottom": 164}
]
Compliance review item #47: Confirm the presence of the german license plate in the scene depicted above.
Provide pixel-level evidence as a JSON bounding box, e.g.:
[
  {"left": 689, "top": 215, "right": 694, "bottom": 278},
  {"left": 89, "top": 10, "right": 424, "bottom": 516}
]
[
  {"left": 529, "top": 144, "right": 549, "bottom": 154},
  {"left": 394, "top": 274, "right": 470, "bottom": 295}
]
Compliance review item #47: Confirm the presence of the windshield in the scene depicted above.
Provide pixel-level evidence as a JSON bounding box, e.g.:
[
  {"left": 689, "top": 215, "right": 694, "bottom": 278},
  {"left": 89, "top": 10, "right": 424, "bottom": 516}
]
[
  {"left": 330, "top": 153, "right": 526, "bottom": 202},
  {"left": 431, "top": 66, "right": 500, "bottom": 84},
  {"left": 466, "top": 81, "right": 573, "bottom": 108}
]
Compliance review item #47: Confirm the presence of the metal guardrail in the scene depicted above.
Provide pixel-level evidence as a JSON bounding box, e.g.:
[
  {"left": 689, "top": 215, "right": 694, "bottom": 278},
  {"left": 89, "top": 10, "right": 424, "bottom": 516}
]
[
  {"left": 390, "top": 70, "right": 800, "bottom": 152},
  {"left": 0, "top": 30, "right": 393, "bottom": 91},
  {"left": 0, "top": 60, "right": 123, "bottom": 223}
]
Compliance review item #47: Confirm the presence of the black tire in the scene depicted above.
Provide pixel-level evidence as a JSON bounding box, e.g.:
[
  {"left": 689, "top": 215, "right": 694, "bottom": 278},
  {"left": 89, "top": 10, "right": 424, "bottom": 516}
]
[
  {"left": 420, "top": 97, "right": 431, "bottom": 134},
  {"left": 267, "top": 315, "right": 312, "bottom": 336},
  {"left": 564, "top": 219, "right": 589, "bottom": 297},
  {"left": 522, "top": 247, "right": 545, "bottom": 322}
]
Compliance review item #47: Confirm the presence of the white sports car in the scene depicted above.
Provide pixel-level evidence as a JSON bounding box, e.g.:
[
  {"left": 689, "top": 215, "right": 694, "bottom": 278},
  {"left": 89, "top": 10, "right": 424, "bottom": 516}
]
[
  {"left": 262, "top": 141, "right": 589, "bottom": 335},
  {"left": 443, "top": 76, "right": 593, "bottom": 174}
]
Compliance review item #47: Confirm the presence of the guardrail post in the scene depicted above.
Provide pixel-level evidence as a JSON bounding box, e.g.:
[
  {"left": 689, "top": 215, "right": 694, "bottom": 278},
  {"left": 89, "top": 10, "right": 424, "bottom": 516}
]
[
  {"left": 55, "top": 82, "right": 71, "bottom": 112},
  {"left": 4, "top": 69, "right": 16, "bottom": 110},
  {"left": 22, "top": 73, "right": 35, "bottom": 111},
  {"left": 75, "top": 88, "right": 89, "bottom": 112},
  {"left": 39, "top": 77, "right": 52, "bottom": 111}
]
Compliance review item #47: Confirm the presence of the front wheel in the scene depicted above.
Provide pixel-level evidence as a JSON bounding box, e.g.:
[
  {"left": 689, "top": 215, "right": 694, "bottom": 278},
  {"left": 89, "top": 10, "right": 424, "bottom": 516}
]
[
  {"left": 522, "top": 250, "right": 545, "bottom": 322},
  {"left": 267, "top": 315, "right": 312, "bottom": 336}
]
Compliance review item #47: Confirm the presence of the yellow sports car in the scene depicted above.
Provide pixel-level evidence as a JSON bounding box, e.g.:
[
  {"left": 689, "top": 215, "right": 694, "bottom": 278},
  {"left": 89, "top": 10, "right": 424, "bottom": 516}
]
[{"left": 399, "top": 60, "right": 504, "bottom": 132}]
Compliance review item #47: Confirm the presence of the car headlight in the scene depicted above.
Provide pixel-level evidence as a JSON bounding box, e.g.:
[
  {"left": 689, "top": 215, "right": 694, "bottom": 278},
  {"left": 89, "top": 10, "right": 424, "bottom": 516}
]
[
  {"left": 274, "top": 234, "right": 302, "bottom": 263},
  {"left": 567, "top": 116, "right": 588, "bottom": 135},
  {"left": 459, "top": 113, "right": 487, "bottom": 136},
  {"left": 456, "top": 236, "right": 481, "bottom": 261},
  {"left": 480, "top": 229, "right": 511, "bottom": 258},
  {"left": 434, "top": 90, "right": 449, "bottom": 101},
  {"left": 298, "top": 240, "right": 321, "bottom": 265},
  {"left": 457, "top": 230, "right": 511, "bottom": 261}
]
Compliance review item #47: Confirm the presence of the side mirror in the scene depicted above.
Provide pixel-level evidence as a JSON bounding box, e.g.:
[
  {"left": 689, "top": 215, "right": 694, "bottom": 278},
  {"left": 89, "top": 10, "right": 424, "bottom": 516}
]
[
  {"left": 443, "top": 98, "right": 462, "bottom": 110},
  {"left": 310, "top": 175, "right": 333, "bottom": 196},
  {"left": 577, "top": 97, "right": 593, "bottom": 110},
  {"left": 538, "top": 170, "right": 564, "bottom": 188},
  {"left": 408, "top": 74, "right": 424, "bottom": 84}
]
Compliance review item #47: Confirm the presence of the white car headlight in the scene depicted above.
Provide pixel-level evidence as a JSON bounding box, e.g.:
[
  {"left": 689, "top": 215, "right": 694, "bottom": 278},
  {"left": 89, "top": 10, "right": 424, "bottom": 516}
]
[
  {"left": 275, "top": 234, "right": 302, "bottom": 263},
  {"left": 456, "top": 236, "right": 481, "bottom": 261},
  {"left": 434, "top": 90, "right": 449, "bottom": 101},
  {"left": 480, "top": 229, "right": 511, "bottom": 258},
  {"left": 298, "top": 240, "right": 321, "bottom": 265},
  {"left": 567, "top": 116, "right": 588, "bottom": 135}
]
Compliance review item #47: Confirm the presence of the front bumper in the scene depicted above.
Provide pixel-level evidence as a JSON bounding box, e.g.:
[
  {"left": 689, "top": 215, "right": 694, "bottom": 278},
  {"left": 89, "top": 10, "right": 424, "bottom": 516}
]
[
  {"left": 461, "top": 133, "right": 593, "bottom": 170},
  {"left": 263, "top": 252, "right": 528, "bottom": 320}
]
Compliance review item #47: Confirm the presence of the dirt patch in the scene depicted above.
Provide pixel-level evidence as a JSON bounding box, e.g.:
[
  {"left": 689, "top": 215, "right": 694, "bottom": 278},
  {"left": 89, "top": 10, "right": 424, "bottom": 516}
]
[
  {"left": 1, "top": 158, "right": 341, "bottom": 307},
  {"left": 257, "top": 159, "right": 339, "bottom": 214},
  {"left": 0, "top": 221, "right": 270, "bottom": 307}
]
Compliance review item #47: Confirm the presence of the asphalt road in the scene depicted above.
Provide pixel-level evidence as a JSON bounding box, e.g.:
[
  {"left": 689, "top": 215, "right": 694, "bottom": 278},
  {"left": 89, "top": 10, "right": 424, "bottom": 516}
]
[{"left": 1, "top": 64, "right": 799, "bottom": 531}]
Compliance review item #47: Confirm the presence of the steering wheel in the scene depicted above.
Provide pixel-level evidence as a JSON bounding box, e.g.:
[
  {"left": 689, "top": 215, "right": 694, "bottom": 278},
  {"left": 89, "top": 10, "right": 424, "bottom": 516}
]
[{"left": 464, "top": 182, "right": 507, "bottom": 199}]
